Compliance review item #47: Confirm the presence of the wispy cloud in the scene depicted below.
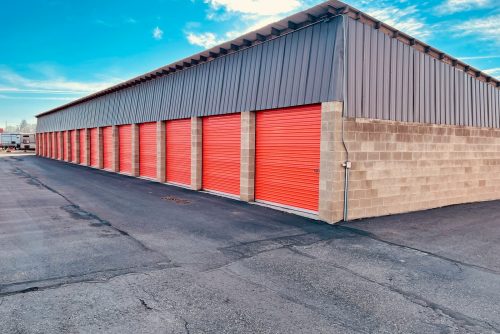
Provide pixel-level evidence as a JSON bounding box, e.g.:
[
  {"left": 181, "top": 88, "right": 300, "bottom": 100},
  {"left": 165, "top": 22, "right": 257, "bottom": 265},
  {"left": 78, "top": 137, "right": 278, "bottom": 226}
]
[
  {"left": 362, "top": 5, "right": 431, "bottom": 39},
  {"left": 436, "top": 0, "right": 494, "bottom": 14},
  {"left": 186, "top": 32, "right": 225, "bottom": 49},
  {"left": 152, "top": 26, "right": 164, "bottom": 40},
  {"left": 484, "top": 67, "right": 500, "bottom": 78},
  {"left": 458, "top": 55, "right": 500, "bottom": 60},
  {"left": 186, "top": 0, "right": 315, "bottom": 49},
  {"left": 454, "top": 14, "right": 500, "bottom": 44},
  {"left": 0, "top": 68, "right": 120, "bottom": 94},
  {"left": 204, "top": 0, "right": 302, "bottom": 16}
]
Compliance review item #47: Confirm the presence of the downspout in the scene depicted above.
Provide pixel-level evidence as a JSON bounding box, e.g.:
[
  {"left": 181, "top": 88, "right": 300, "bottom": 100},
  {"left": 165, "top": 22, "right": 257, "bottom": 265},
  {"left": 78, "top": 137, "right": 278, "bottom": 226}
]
[{"left": 341, "top": 14, "right": 351, "bottom": 222}]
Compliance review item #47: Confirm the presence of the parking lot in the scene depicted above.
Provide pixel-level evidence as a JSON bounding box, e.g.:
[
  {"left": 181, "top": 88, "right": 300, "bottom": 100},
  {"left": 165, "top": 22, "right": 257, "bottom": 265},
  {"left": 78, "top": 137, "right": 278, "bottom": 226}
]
[{"left": 1, "top": 155, "right": 499, "bottom": 333}]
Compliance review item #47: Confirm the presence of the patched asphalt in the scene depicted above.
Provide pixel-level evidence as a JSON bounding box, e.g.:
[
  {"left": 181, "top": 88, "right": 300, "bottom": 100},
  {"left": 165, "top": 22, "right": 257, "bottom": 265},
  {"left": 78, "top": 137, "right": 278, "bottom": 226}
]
[{"left": 0, "top": 155, "right": 499, "bottom": 333}]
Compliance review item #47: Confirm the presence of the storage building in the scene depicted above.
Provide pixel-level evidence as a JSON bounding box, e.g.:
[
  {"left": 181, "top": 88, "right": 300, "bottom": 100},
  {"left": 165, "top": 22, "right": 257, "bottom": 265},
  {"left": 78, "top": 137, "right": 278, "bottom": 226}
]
[{"left": 36, "top": 0, "right": 500, "bottom": 223}]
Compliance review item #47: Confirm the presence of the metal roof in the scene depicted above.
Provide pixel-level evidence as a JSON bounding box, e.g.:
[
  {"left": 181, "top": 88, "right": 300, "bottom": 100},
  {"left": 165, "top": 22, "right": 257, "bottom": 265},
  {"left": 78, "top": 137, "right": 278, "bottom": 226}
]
[{"left": 36, "top": 0, "right": 499, "bottom": 118}]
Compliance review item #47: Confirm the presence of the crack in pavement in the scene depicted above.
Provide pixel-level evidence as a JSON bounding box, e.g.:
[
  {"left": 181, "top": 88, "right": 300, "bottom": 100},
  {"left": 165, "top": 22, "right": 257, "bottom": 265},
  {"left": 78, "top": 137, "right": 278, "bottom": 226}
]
[
  {"left": 11, "top": 163, "right": 172, "bottom": 259},
  {"left": 0, "top": 262, "right": 176, "bottom": 299},
  {"left": 337, "top": 225, "right": 500, "bottom": 276},
  {"left": 216, "top": 241, "right": 499, "bottom": 333}
]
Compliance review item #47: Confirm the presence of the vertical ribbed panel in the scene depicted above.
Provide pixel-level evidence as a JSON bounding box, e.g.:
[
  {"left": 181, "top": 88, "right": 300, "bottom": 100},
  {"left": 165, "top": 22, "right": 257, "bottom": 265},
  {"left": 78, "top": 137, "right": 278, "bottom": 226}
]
[
  {"left": 202, "top": 113, "right": 241, "bottom": 196},
  {"left": 36, "top": 17, "right": 344, "bottom": 132},
  {"left": 119, "top": 125, "right": 132, "bottom": 174},
  {"left": 255, "top": 104, "right": 321, "bottom": 212},
  {"left": 166, "top": 118, "right": 191, "bottom": 186},
  {"left": 139, "top": 122, "right": 157, "bottom": 179},
  {"left": 346, "top": 17, "right": 500, "bottom": 127},
  {"left": 102, "top": 126, "right": 113, "bottom": 170}
]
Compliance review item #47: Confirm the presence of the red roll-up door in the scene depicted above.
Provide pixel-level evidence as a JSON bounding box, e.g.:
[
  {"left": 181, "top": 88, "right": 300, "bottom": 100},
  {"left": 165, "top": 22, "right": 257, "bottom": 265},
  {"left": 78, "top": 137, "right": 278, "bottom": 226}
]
[
  {"left": 63, "top": 131, "right": 68, "bottom": 161},
  {"left": 255, "top": 105, "right": 321, "bottom": 212},
  {"left": 166, "top": 119, "right": 191, "bottom": 186},
  {"left": 79, "top": 129, "right": 86, "bottom": 164},
  {"left": 90, "top": 128, "right": 98, "bottom": 167},
  {"left": 202, "top": 114, "right": 240, "bottom": 196},
  {"left": 102, "top": 126, "right": 113, "bottom": 170},
  {"left": 119, "top": 125, "right": 132, "bottom": 174},
  {"left": 139, "top": 122, "right": 157, "bottom": 179},
  {"left": 70, "top": 130, "right": 76, "bottom": 162}
]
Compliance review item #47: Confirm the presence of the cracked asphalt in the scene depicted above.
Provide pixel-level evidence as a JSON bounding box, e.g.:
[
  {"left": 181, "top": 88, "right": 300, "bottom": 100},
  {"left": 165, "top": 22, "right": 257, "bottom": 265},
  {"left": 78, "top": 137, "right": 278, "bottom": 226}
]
[{"left": 1, "top": 155, "right": 499, "bottom": 334}]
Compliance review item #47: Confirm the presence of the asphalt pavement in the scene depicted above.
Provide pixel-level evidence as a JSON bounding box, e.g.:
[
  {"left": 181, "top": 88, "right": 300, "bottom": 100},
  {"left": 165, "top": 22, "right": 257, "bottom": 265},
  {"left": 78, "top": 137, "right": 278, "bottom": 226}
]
[{"left": 0, "top": 155, "right": 499, "bottom": 333}]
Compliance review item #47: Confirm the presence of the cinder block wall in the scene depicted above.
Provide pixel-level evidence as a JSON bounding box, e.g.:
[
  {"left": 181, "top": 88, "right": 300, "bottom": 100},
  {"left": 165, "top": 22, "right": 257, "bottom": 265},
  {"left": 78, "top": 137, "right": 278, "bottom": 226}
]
[{"left": 333, "top": 111, "right": 500, "bottom": 221}]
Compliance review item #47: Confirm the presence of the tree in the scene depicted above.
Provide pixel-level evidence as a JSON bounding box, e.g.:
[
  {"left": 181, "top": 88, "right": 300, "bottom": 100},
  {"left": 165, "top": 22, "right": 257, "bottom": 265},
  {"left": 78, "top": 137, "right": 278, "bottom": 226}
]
[{"left": 18, "top": 119, "right": 30, "bottom": 133}]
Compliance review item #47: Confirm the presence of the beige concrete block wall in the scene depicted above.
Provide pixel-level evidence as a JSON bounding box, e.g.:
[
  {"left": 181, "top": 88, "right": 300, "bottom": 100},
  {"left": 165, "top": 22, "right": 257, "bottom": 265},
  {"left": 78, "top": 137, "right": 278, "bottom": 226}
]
[
  {"left": 112, "top": 126, "right": 119, "bottom": 172},
  {"left": 240, "top": 111, "right": 255, "bottom": 201},
  {"left": 84, "top": 129, "right": 91, "bottom": 166},
  {"left": 65, "top": 130, "right": 71, "bottom": 162},
  {"left": 335, "top": 112, "right": 500, "bottom": 221},
  {"left": 191, "top": 117, "right": 202, "bottom": 190},
  {"left": 131, "top": 124, "right": 140, "bottom": 176},
  {"left": 97, "top": 127, "right": 104, "bottom": 169},
  {"left": 58, "top": 132, "right": 64, "bottom": 160},
  {"left": 157, "top": 121, "right": 166, "bottom": 182}
]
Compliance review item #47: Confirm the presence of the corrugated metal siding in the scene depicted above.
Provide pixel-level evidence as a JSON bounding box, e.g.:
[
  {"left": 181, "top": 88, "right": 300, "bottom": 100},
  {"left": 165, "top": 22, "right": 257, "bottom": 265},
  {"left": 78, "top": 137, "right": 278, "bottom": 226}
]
[
  {"left": 346, "top": 18, "right": 500, "bottom": 127},
  {"left": 37, "top": 17, "right": 344, "bottom": 132}
]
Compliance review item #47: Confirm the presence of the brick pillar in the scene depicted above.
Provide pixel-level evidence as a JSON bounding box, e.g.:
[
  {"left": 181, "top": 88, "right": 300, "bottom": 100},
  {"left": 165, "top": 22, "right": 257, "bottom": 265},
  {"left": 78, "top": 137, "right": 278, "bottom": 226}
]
[
  {"left": 318, "top": 101, "right": 345, "bottom": 224},
  {"left": 58, "top": 132, "right": 64, "bottom": 160},
  {"left": 240, "top": 111, "right": 255, "bottom": 201},
  {"left": 35, "top": 133, "right": 41, "bottom": 155},
  {"left": 131, "top": 124, "right": 140, "bottom": 177},
  {"left": 97, "top": 127, "right": 104, "bottom": 169},
  {"left": 65, "top": 131, "right": 71, "bottom": 162},
  {"left": 191, "top": 117, "right": 202, "bottom": 190},
  {"left": 84, "top": 129, "right": 91, "bottom": 166},
  {"left": 157, "top": 121, "right": 166, "bottom": 182},
  {"left": 112, "top": 126, "right": 119, "bottom": 172},
  {"left": 75, "top": 130, "right": 81, "bottom": 164}
]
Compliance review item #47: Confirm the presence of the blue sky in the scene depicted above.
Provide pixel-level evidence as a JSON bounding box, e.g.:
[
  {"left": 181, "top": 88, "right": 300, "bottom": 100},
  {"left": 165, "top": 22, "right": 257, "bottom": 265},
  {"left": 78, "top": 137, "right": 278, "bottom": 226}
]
[{"left": 0, "top": 0, "right": 499, "bottom": 126}]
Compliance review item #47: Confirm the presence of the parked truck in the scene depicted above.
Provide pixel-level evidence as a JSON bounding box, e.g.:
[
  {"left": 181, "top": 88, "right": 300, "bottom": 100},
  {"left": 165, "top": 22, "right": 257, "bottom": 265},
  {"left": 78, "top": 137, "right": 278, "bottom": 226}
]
[{"left": 0, "top": 133, "right": 36, "bottom": 151}]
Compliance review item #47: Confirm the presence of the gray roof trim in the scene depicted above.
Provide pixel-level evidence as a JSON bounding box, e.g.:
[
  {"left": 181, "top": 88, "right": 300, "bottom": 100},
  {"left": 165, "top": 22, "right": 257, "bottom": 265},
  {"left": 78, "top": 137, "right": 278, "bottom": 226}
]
[{"left": 37, "top": 0, "right": 499, "bottom": 118}]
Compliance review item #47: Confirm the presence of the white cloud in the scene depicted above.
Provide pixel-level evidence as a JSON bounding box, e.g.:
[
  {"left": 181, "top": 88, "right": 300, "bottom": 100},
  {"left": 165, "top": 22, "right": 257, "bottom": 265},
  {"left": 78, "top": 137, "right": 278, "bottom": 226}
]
[
  {"left": 186, "top": 32, "right": 225, "bottom": 49},
  {"left": 362, "top": 6, "right": 430, "bottom": 39},
  {"left": 0, "top": 69, "right": 119, "bottom": 94},
  {"left": 484, "top": 68, "right": 500, "bottom": 78},
  {"left": 152, "top": 26, "right": 164, "bottom": 40},
  {"left": 437, "top": 0, "right": 494, "bottom": 14},
  {"left": 186, "top": 0, "right": 314, "bottom": 49},
  {"left": 458, "top": 55, "right": 500, "bottom": 60},
  {"left": 455, "top": 14, "right": 500, "bottom": 44},
  {"left": 204, "top": 0, "right": 302, "bottom": 16}
]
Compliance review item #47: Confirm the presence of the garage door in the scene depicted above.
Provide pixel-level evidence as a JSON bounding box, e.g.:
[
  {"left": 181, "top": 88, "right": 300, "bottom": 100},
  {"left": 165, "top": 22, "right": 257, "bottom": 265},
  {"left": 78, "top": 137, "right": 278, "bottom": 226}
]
[
  {"left": 90, "top": 128, "right": 98, "bottom": 167},
  {"left": 70, "top": 130, "right": 76, "bottom": 162},
  {"left": 166, "top": 119, "right": 191, "bottom": 186},
  {"left": 63, "top": 131, "right": 68, "bottom": 161},
  {"left": 79, "top": 129, "right": 86, "bottom": 164},
  {"left": 139, "top": 122, "right": 157, "bottom": 179},
  {"left": 202, "top": 114, "right": 240, "bottom": 196},
  {"left": 119, "top": 125, "right": 132, "bottom": 174},
  {"left": 102, "top": 126, "right": 113, "bottom": 170},
  {"left": 255, "top": 105, "right": 321, "bottom": 212}
]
